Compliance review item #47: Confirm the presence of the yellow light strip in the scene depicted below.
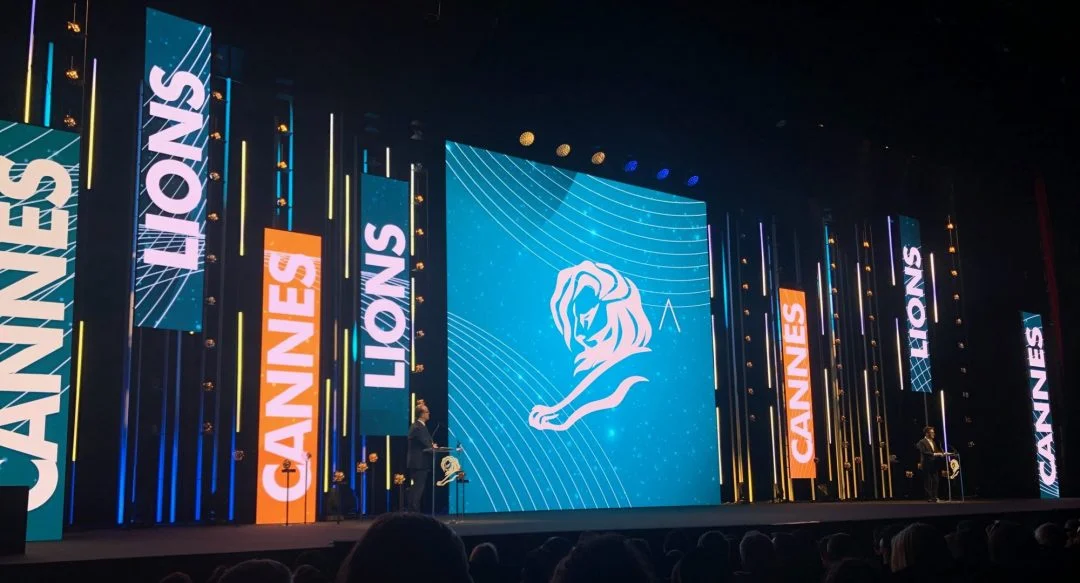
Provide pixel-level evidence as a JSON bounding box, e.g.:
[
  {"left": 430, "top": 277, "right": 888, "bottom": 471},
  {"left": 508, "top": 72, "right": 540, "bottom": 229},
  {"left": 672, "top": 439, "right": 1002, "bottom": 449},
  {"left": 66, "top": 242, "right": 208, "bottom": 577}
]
[
  {"left": 324, "top": 380, "right": 331, "bottom": 493},
  {"left": 385, "top": 435, "right": 391, "bottom": 490},
  {"left": 410, "top": 164, "right": 415, "bottom": 257},
  {"left": 764, "top": 313, "right": 772, "bottom": 389},
  {"left": 385, "top": 147, "right": 391, "bottom": 178},
  {"left": 239, "top": 141, "right": 247, "bottom": 256},
  {"left": 710, "top": 315, "right": 718, "bottom": 391},
  {"left": 715, "top": 407, "right": 723, "bottom": 487},
  {"left": 87, "top": 59, "right": 98, "bottom": 189},
  {"left": 863, "top": 369, "right": 872, "bottom": 445},
  {"left": 328, "top": 113, "right": 334, "bottom": 220},
  {"left": 411, "top": 393, "right": 417, "bottom": 423},
  {"left": 929, "top": 252, "right": 938, "bottom": 323},
  {"left": 856, "top": 263, "right": 865, "bottom": 334},
  {"left": 895, "top": 319, "right": 905, "bottom": 391},
  {"left": 410, "top": 276, "right": 416, "bottom": 372},
  {"left": 344, "top": 174, "right": 350, "bottom": 278},
  {"left": 71, "top": 321, "right": 86, "bottom": 461},
  {"left": 343, "top": 328, "right": 350, "bottom": 437},
  {"left": 23, "top": 17, "right": 33, "bottom": 124},
  {"left": 235, "top": 312, "right": 244, "bottom": 431}
]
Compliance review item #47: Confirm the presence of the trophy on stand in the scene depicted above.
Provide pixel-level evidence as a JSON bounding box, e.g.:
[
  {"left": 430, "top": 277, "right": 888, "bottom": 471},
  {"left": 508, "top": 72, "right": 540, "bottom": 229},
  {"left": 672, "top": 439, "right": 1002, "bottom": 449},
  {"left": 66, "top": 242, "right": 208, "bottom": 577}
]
[
  {"left": 425, "top": 443, "right": 463, "bottom": 515},
  {"left": 281, "top": 460, "right": 296, "bottom": 526},
  {"left": 942, "top": 451, "right": 965, "bottom": 502}
]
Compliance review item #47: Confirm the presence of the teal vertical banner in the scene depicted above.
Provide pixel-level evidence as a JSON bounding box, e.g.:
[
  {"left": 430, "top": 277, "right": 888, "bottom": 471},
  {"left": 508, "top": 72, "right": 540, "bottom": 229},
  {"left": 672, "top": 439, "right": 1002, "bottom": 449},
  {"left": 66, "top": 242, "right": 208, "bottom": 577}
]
[
  {"left": 359, "top": 174, "right": 411, "bottom": 436},
  {"left": 1020, "top": 312, "right": 1059, "bottom": 499},
  {"left": 134, "top": 8, "right": 211, "bottom": 332},
  {"left": 898, "top": 215, "right": 932, "bottom": 393},
  {"left": 0, "top": 119, "right": 81, "bottom": 541}
]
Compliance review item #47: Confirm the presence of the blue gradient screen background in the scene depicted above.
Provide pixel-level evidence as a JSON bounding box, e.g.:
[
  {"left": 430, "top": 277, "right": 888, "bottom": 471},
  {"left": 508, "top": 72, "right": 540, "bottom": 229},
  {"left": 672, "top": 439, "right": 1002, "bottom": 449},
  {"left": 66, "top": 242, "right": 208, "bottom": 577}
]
[{"left": 446, "top": 141, "right": 719, "bottom": 513}]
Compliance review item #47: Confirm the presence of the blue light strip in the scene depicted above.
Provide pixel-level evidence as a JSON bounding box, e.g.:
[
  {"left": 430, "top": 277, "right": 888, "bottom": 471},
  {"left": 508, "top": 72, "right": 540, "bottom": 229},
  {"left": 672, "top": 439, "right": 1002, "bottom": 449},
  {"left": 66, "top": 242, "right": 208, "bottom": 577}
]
[
  {"left": 288, "top": 98, "right": 295, "bottom": 230},
  {"left": 363, "top": 149, "right": 368, "bottom": 174},
  {"left": 67, "top": 462, "right": 76, "bottom": 523},
  {"left": 43, "top": 42, "right": 53, "bottom": 127},
  {"left": 156, "top": 343, "right": 168, "bottom": 523},
  {"left": 131, "top": 340, "right": 143, "bottom": 506},
  {"left": 169, "top": 334, "right": 182, "bottom": 522},
  {"left": 351, "top": 323, "right": 358, "bottom": 490},
  {"left": 361, "top": 437, "right": 367, "bottom": 514},
  {"left": 118, "top": 85, "right": 147, "bottom": 525}
]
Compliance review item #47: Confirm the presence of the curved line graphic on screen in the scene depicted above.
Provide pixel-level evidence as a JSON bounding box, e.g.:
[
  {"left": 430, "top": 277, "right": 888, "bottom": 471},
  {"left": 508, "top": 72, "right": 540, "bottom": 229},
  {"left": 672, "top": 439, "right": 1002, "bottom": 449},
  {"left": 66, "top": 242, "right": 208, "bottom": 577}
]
[{"left": 529, "top": 261, "right": 652, "bottom": 432}]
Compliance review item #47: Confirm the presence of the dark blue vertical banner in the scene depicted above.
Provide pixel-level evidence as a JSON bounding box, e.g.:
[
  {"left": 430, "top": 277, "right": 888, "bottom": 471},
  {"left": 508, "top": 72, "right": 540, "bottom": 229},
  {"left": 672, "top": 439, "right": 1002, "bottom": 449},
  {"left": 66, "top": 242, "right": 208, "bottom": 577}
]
[
  {"left": 898, "top": 215, "right": 931, "bottom": 393},
  {"left": 134, "top": 8, "right": 210, "bottom": 332},
  {"left": 1020, "top": 312, "right": 1058, "bottom": 499},
  {"left": 0, "top": 120, "right": 81, "bottom": 541},
  {"left": 358, "top": 174, "right": 411, "bottom": 436}
]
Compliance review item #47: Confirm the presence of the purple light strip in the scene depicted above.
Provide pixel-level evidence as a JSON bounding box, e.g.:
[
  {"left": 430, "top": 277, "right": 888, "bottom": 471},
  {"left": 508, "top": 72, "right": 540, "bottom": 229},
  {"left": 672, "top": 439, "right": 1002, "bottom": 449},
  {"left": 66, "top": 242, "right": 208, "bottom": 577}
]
[
  {"left": 759, "top": 222, "right": 767, "bottom": 296},
  {"left": 707, "top": 225, "right": 714, "bottom": 299},
  {"left": 24, "top": 0, "right": 38, "bottom": 123},
  {"left": 887, "top": 216, "right": 896, "bottom": 286},
  {"left": 856, "top": 262, "right": 865, "bottom": 335}
]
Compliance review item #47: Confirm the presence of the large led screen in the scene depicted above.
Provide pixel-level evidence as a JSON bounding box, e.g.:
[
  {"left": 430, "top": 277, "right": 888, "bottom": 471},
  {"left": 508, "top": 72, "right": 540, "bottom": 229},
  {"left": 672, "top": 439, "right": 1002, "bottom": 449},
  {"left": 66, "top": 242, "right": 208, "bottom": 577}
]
[
  {"left": 0, "top": 120, "right": 81, "bottom": 541},
  {"left": 446, "top": 141, "right": 719, "bottom": 513},
  {"left": 1021, "top": 311, "right": 1058, "bottom": 499}
]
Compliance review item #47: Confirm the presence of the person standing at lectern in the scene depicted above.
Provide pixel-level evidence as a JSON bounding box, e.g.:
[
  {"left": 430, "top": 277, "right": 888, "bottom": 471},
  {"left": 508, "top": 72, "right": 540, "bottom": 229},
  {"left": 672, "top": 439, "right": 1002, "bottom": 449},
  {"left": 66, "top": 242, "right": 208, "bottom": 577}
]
[
  {"left": 916, "top": 426, "right": 944, "bottom": 502},
  {"left": 406, "top": 401, "right": 437, "bottom": 512}
]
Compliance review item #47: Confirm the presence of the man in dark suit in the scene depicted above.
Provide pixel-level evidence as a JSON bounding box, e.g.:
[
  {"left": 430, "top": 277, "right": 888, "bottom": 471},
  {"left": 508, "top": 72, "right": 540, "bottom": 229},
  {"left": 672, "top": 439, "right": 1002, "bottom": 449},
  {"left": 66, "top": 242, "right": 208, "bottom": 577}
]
[
  {"left": 406, "top": 402, "right": 436, "bottom": 512},
  {"left": 916, "top": 426, "right": 944, "bottom": 502}
]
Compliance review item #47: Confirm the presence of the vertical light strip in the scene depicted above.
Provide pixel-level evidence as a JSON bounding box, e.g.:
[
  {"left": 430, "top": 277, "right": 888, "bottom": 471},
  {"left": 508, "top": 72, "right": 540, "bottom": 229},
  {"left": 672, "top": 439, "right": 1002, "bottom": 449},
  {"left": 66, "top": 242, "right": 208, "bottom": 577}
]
[
  {"left": 863, "top": 369, "right": 872, "bottom": 444},
  {"left": 939, "top": 390, "right": 949, "bottom": 452},
  {"left": 43, "top": 42, "right": 53, "bottom": 127},
  {"left": 817, "top": 262, "right": 825, "bottom": 335},
  {"left": 385, "top": 435, "right": 391, "bottom": 490},
  {"left": 235, "top": 312, "right": 244, "bottom": 430},
  {"left": 87, "top": 58, "right": 98, "bottom": 188},
  {"left": 343, "top": 329, "right": 350, "bottom": 436},
  {"left": 856, "top": 262, "right": 865, "bottom": 335},
  {"left": 769, "top": 405, "right": 778, "bottom": 485},
  {"left": 324, "top": 380, "right": 331, "bottom": 493},
  {"left": 823, "top": 368, "right": 833, "bottom": 443},
  {"left": 287, "top": 100, "right": 295, "bottom": 230},
  {"left": 411, "top": 393, "right": 417, "bottom": 424},
  {"left": 887, "top": 216, "right": 897, "bottom": 286},
  {"left": 410, "top": 276, "right": 416, "bottom": 372},
  {"left": 929, "top": 252, "right": 939, "bottom": 323},
  {"left": 23, "top": 0, "right": 37, "bottom": 124},
  {"left": 708, "top": 225, "right": 715, "bottom": 298},
  {"left": 764, "top": 313, "right": 772, "bottom": 388},
  {"left": 710, "top": 315, "right": 719, "bottom": 391},
  {"left": 328, "top": 114, "right": 334, "bottom": 220},
  {"left": 715, "top": 407, "right": 723, "bottom": 486},
  {"left": 759, "top": 222, "right": 767, "bottom": 296},
  {"left": 71, "top": 321, "right": 86, "bottom": 461},
  {"left": 895, "top": 318, "right": 904, "bottom": 390},
  {"left": 239, "top": 141, "right": 248, "bottom": 256},
  {"left": 344, "top": 174, "right": 351, "bottom": 278},
  {"left": 385, "top": 147, "right": 391, "bottom": 178},
  {"left": 410, "top": 164, "right": 416, "bottom": 257}
]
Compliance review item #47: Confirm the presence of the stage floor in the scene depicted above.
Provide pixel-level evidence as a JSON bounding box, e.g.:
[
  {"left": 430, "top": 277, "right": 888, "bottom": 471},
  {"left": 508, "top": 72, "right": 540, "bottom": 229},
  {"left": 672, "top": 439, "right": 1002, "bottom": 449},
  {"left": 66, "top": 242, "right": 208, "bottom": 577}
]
[{"left": 4, "top": 498, "right": 1080, "bottom": 566}]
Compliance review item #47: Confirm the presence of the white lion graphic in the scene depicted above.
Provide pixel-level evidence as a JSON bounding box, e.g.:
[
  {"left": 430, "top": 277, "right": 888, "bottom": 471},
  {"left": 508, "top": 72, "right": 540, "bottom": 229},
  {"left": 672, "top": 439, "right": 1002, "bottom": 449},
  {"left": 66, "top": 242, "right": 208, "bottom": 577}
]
[{"left": 529, "top": 261, "right": 652, "bottom": 431}]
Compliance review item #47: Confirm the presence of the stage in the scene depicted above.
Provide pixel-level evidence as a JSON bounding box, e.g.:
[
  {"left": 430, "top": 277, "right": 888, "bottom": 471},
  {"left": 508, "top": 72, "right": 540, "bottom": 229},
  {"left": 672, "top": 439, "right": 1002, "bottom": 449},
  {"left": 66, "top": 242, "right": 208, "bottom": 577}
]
[{"left": 4, "top": 498, "right": 1079, "bottom": 567}]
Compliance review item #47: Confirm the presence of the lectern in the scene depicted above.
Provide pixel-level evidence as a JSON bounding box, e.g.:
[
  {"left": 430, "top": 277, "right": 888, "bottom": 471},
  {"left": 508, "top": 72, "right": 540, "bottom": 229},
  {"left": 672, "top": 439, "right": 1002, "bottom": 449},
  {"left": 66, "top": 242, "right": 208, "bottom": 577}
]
[
  {"left": 424, "top": 446, "right": 457, "bottom": 514},
  {"left": 942, "top": 451, "right": 965, "bottom": 501}
]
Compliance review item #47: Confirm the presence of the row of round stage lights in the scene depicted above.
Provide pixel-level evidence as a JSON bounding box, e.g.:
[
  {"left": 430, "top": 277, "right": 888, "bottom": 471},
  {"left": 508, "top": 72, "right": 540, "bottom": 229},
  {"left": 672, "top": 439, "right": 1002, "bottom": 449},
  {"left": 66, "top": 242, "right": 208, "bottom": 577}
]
[{"left": 519, "top": 132, "right": 699, "bottom": 187}]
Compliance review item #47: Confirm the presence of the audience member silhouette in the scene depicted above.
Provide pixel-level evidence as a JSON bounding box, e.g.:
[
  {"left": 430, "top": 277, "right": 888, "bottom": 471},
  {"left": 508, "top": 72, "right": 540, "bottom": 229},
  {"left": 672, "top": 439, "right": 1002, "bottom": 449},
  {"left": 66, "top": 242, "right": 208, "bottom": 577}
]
[
  {"left": 337, "top": 513, "right": 471, "bottom": 583},
  {"left": 469, "top": 541, "right": 501, "bottom": 583},
  {"left": 551, "top": 533, "right": 654, "bottom": 583},
  {"left": 218, "top": 559, "right": 292, "bottom": 583}
]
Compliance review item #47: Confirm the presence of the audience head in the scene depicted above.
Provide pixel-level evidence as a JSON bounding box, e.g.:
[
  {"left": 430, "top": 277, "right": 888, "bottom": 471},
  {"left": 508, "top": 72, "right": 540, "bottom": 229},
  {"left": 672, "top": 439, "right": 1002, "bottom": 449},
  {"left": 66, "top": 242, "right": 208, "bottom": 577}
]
[
  {"left": 890, "top": 522, "right": 949, "bottom": 574},
  {"left": 630, "top": 537, "right": 653, "bottom": 561},
  {"left": 987, "top": 520, "right": 1038, "bottom": 566},
  {"left": 552, "top": 533, "right": 654, "bottom": 583},
  {"left": 159, "top": 573, "right": 193, "bottom": 583},
  {"left": 825, "top": 558, "right": 883, "bottom": 583},
  {"left": 469, "top": 542, "right": 500, "bottom": 582},
  {"left": 521, "top": 547, "right": 557, "bottom": 583},
  {"left": 673, "top": 546, "right": 729, "bottom": 583},
  {"left": 771, "top": 532, "right": 798, "bottom": 560},
  {"left": 219, "top": 559, "right": 292, "bottom": 583},
  {"left": 293, "top": 564, "right": 330, "bottom": 583},
  {"left": 739, "top": 530, "right": 775, "bottom": 574},
  {"left": 1034, "top": 522, "right": 1066, "bottom": 549},
  {"left": 875, "top": 524, "right": 904, "bottom": 565},
  {"left": 664, "top": 529, "right": 692, "bottom": 554},
  {"left": 338, "top": 513, "right": 470, "bottom": 583},
  {"left": 542, "top": 536, "right": 573, "bottom": 561},
  {"left": 823, "top": 533, "right": 855, "bottom": 565},
  {"left": 697, "top": 530, "right": 728, "bottom": 554}
]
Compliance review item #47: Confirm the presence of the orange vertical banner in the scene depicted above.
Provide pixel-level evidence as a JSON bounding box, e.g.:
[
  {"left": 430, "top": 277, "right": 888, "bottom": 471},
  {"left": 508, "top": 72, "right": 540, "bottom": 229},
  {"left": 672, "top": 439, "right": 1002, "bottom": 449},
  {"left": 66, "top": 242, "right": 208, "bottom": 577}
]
[
  {"left": 780, "top": 288, "right": 817, "bottom": 479},
  {"left": 256, "top": 228, "right": 322, "bottom": 524}
]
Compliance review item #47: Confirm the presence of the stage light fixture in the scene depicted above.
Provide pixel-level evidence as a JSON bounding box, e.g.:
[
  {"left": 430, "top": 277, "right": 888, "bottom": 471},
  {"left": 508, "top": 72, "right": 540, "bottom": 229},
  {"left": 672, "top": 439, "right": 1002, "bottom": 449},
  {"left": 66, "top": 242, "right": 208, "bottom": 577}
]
[
  {"left": 947, "top": 222, "right": 954, "bottom": 230},
  {"left": 948, "top": 245, "right": 956, "bottom": 253},
  {"left": 950, "top": 269, "right": 958, "bottom": 277},
  {"left": 65, "top": 67, "right": 79, "bottom": 81},
  {"left": 828, "top": 237, "right": 835, "bottom": 244},
  {"left": 955, "top": 318, "right": 963, "bottom": 326},
  {"left": 205, "top": 338, "right": 216, "bottom": 349},
  {"left": 953, "top": 293, "right": 960, "bottom": 301},
  {"left": 590, "top": 151, "right": 606, "bottom": 165},
  {"left": 686, "top": 175, "right": 700, "bottom": 187},
  {"left": 415, "top": 194, "right": 425, "bottom": 204},
  {"left": 276, "top": 197, "right": 288, "bottom": 208},
  {"left": 417, "top": 296, "right": 425, "bottom": 304},
  {"left": 209, "top": 171, "right": 221, "bottom": 181},
  {"left": 868, "top": 314, "right": 876, "bottom": 321},
  {"left": 741, "top": 283, "right": 749, "bottom": 290},
  {"left": 743, "top": 309, "right": 750, "bottom": 316},
  {"left": 212, "top": 90, "right": 224, "bottom": 101},
  {"left": 276, "top": 161, "right": 288, "bottom": 170},
  {"left": 415, "top": 261, "right": 426, "bottom": 271},
  {"left": 202, "top": 381, "right": 215, "bottom": 391},
  {"left": 205, "top": 296, "right": 217, "bottom": 306},
  {"left": 741, "top": 258, "right": 748, "bottom": 264},
  {"left": 67, "top": 21, "right": 81, "bottom": 34},
  {"left": 275, "top": 123, "right": 289, "bottom": 134},
  {"left": 864, "top": 265, "right": 872, "bottom": 272},
  {"left": 863, "top": 241, "right": 870, "bottom": 248},
  {"left": 555, "top": 144, "right": 571, "bottom": 157},
  {"left": 208, "top": 212, "right": 219, "bottom": 222},
  {"left": 207, "top": 254, "right": 218, "bottom": 264},
  {"left": 656, "top": 168, "right": 670, "bottom": 180},
  {"left": 624, "top": 160, "right": 638, "bottom": 172},
  {"left": 415, "top": 364, "right": 425, "bottom": 373},
  {"left": 519, "top": 131, "right": 535, "bottom": 146},
  {"left": 62, "top": 114, "right": 77, "bottom": 128},
  {"left": 417, "top": 330, "right": 425, "bottom": 338},
  {"left": 416, "top": 228, "right": 425, "bottom": 237},
  {"left": 233, "top": 450, "right": 244, "bottom": 461},
  {"left": 210, "top": 131, "right": 222, "bottom": 141}
]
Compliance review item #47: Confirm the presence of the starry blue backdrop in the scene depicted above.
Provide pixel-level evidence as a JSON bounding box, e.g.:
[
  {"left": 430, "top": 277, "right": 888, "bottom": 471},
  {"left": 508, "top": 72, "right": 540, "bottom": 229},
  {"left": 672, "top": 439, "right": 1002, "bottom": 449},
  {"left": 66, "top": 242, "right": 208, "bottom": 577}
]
[{"left": 445, "top": 141, "right": 720, "bottom": 513}]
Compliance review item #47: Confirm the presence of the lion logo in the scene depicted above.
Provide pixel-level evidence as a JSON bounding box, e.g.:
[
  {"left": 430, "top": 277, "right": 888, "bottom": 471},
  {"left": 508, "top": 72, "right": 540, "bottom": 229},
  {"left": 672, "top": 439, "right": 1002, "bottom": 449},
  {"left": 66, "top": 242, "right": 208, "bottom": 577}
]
[{"left": 529, "top": 261, "right": 652, "bottom": 431}]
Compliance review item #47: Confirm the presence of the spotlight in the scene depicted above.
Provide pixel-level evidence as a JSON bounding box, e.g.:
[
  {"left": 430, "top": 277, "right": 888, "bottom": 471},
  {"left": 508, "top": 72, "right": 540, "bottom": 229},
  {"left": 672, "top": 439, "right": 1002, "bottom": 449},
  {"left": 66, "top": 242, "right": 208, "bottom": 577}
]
[
  {"left": 686, "top": 175, "right": 699, "bottom": 187},
  {"left": 277, "top": 161, "right": 288, "bottom": 170},
  {"left": 66, "top": 21, "right": 82, "bottom": 34},
  {"left": 950, "top": 269, "right": 958, "bottom": 277},
  {"left": 210, "top": 131, "right": 222, "bottom": 141},
  {"left": 863, "top": 241, "right": 870, "bottom": 248},
  {"left": 947, "top": 222, "right": 954, "bottom": 230},
  {"left": 211, "top": 90, "right": 224, "bottom": 101},
  {"left": 368, "top": 453, "right": 379, "bottom": 463},
  {"left": 417, "top": 296, "right": 425, "bottom": 304},
  {"left": 205, "top": 338, "right": 216, "bottom": 349},
  {"left": 276, "top": 197, "right": 288, "bottom": 208},
  {"left": 656, "top": 168, "right": 670, "bottom": 180},
  {"left": 590, "top": 151, "right": 606, "bottom": 165},
  {"left": 415, "top": 194, "right": 425, "bottom": 204},
  {"left": 416, "top": 228, "right": 425, "bottom": 237},
  {"left": 232, "top": 450, "right": 245, "bottom": 461},
  {"left": 208, "top": 212, "right": 219, "bottom": 222},
  {"left": 62, "top": 114, "right": 77, "bottom": 128},
  {"left": 415, "top": 364, "right": 425, "bottom": 373},
  {"left": 65, "top": 68, "right": 80, "bottom": 81},
  {"left": 205, "top": 296, "right": 217, "bottom": 306},
  {"left": 202, "top": 422, "right": 213, "bottom": 434},
  {"left": 415, "top": 261, "right": 425, "bottom": 271},
  {"left": 207, "top": 253, "right": 218, "bottom": 264},
  {"left": 276, "top": 123, "right": 289, "bottom": 133},
  {"left": 417, "top": 330, "right": 425, "bottom": 338},
  {"left": 519, "top": 131, "right": 535, "bottom": 146},
  {"left": 209, "top": 171, "right": 221, "bottom": 181},
  {"left": 555, "top": 144, "right": 571, "bottom": 157},
  {"left": 202, "top": 381, "right": 215, "bottom": 391},
  {"left": 624, "top": 160, "right": 638, "bottom": 172},
  {"left": 948, "top": 245, "right": 956, "bottom": 253}
]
